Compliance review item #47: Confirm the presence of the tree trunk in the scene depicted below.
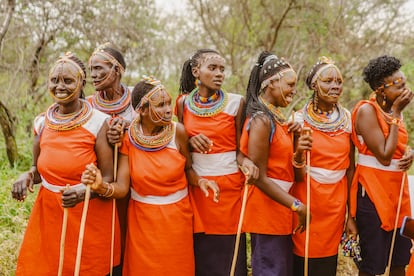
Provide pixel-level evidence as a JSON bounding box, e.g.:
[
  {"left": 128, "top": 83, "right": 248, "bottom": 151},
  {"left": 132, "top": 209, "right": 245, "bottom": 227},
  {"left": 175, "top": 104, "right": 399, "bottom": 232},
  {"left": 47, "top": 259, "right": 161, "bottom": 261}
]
[{"left": 0, "top": 101, "right": 17, "bottom": 166}]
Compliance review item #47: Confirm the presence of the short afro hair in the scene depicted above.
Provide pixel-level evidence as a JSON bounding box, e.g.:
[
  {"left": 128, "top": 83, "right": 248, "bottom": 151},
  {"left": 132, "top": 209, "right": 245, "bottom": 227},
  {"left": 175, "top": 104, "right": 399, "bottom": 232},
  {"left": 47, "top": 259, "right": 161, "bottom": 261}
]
[{"left": 363, "top": 55, "right": 401, "bottom": 91}]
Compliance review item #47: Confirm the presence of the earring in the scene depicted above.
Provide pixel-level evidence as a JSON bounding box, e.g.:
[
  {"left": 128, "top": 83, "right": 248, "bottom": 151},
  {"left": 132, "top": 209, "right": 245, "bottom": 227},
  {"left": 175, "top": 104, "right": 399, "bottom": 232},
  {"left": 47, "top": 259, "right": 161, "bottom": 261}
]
[
  {"left": 313, "top": 92, "right": 319, "bottom": 112},
  {"left": 382, "top": 94, "right": 387, "bottom": 107},
  {"left": 194, "top": 78, "right": 201, "bottom": 88}
]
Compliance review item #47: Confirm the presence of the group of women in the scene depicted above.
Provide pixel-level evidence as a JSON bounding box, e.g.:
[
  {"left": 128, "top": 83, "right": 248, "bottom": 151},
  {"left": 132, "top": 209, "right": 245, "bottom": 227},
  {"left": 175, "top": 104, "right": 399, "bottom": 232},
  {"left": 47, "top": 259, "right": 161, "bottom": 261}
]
[{"left": 11, "top": 43, "right": 414, "bottom": 276}]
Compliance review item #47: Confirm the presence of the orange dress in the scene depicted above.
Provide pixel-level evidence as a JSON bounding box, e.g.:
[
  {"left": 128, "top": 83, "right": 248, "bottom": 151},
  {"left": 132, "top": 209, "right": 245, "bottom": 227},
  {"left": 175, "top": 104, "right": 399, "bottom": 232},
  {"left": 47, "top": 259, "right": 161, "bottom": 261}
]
[
  {"left": 350, "top": 99, "right": 410, "bottom": 231},
  {"left": 120, "top": 122, "right": 194, "bottom": 276},
  {"left": 16, "top": 107, "right": 121, "bottom": 276},
  {"left": 183, "top": 93, "right": 245, "bottom": 234},
  {"left": 291, "top": 107, "right": 351, "bottom": 258},
  {"left": 240, "top": 119, "right": 294, "bottom": 235}
]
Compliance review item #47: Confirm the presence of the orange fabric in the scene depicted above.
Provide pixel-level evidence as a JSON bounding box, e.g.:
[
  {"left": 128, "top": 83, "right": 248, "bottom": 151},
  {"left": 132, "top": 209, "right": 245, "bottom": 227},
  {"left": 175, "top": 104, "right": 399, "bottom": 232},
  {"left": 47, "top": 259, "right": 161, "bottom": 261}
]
[
  {"left": 408, "top": 254, "right": 414, "bottom": 276},
  {"left": 120, "top": 128, "right": 195, "bottom": 275},
  {"left": 240, "top": 121, "right": 294, "bottom": 234},
  {"left": 350, "top": 100, "right": 410, "bottom": 231},
  {"left": 182, "top": 94, "right": 244, "bottom": 234},
  {"left": 291, "top": 115, "right": 350, "bottom": 258},
  {"left": 16, "top": 123, "right": 121, "bottom": 275}
]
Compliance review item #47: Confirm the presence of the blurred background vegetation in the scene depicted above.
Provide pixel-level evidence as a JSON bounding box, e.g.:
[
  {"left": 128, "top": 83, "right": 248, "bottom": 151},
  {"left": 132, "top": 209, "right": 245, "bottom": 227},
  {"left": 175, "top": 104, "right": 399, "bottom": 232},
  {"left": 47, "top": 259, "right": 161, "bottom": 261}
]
[{"left": 1, "top": 0, "right": 414, "bottom": 274}]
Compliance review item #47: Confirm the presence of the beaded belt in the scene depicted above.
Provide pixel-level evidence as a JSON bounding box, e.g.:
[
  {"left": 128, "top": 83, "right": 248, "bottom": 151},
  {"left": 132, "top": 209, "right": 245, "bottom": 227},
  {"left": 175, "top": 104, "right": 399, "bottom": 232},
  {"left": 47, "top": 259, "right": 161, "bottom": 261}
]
[{"left": 130, "top": 187, "right": 188, "bottom": 205}]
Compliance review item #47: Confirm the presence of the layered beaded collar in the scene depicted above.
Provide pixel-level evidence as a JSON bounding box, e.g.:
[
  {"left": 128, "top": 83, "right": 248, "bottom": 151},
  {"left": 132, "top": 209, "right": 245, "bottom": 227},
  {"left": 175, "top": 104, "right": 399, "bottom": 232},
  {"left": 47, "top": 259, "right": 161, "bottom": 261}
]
[
  {"left": 90, "top": 84, "right": 131, "bottom": 115},
  {"left": 185, "top": 87, "right": 228, "bottom": 117},
  {"left": 45, "top": 99, "right": 93, "bottom": 131}
]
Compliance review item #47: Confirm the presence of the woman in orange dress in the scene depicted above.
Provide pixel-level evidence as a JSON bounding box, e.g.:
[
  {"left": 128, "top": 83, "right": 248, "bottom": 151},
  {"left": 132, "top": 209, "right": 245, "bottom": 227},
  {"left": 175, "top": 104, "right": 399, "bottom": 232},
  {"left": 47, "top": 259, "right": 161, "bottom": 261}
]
[
  {"left": 350, "top": 55, "right": 413, "bottom": 276},
  {"left": 87, "top": 43, "right": 136, "bottom": 273},
  {"left": 82, "top": 76, "right": 219, "bottom": 276},
  {"left": 176, "top": 49, "right": 258, "bottom": 276},
  {"left": 291, "top": 56, "right": 357, "bottom": 276},
  {"left": 12, "top": 52, "right": 120, "bottom": 275},
  {"left": 240, "top": 51, "right": 312, "bottom": 276}
]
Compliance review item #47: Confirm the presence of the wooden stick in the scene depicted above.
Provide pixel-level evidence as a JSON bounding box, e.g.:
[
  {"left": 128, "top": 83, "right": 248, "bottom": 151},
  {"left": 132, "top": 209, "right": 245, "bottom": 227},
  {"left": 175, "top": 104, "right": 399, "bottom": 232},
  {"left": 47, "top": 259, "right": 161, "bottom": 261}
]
[
  {"left": 385, "top": 147, "right": 410, "bottom": 275},
  {"left": 109, "top": 144, "right": 119, "bottom": 276},
  {"left": 74, "top": 184, "right": 91, "bottom": 276},
  {"left": 58, "top": 184, "right": 70, "bottom": 276},
  {"left": 230, "top": 166, "right": 249, "bottom": 276},
  {"left": 304, "top": 150, "right": 311, "bottom": 276}
]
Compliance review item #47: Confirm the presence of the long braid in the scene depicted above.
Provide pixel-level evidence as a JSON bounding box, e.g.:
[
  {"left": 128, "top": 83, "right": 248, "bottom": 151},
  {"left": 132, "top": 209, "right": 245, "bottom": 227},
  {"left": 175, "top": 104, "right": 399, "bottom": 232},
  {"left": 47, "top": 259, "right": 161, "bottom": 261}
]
[{"left": 179, "top": 49, "right": 220, "bottom": 95}]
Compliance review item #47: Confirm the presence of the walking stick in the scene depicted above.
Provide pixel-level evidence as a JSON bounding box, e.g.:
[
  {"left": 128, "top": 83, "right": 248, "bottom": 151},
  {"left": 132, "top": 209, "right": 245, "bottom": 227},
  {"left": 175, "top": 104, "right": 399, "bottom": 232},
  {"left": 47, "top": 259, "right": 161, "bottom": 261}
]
[
  {"left": 74, "top": 183, "right": 92, "bottom": 276},
  {"left": 109, "top": 144, "right": 119, "bottom": 276},
  {"left": 385, "top": 147, "right": 411, "bottom": 275},
  {"left": 230, "top": 166, "right": 249, "bottom": 276},
  {"left": 302, "top": 127, "right": 312, "bottom": 276},
  {"left": 58, "top": 184, "right": 70, "bottom": 276}
]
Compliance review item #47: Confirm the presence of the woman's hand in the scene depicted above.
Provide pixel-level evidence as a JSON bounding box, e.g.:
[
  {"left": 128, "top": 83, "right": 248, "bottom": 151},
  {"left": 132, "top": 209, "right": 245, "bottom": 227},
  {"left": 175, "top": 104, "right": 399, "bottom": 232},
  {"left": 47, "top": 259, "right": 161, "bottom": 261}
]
[
  {"left": 81, "top": 163, "right": 107, "bottom": 195},
  {"left": 398, "top": 148, "right": 413, "bottom": 171},
  {"left": 296, "top": 127, "right": 313, "bottom": 157},
  {"left": 189, "top": 134, "right": 213, "bottom": 154},
  {"left": 198, "top": 178, "right": 219, "bottom": 203},
  {"left": 288, "top": 121, "right": 302, "bottom": 138},
  {"left": 392, "top": 88, "right": 413, "bottom": 115},
  {"left": 239, "top": 158, "right": 259, "bottom": 183},
  {"left": 12, "top": 171, "right": 35, "bottom": 202},
  {"left": 107, "top": 117, "right": 128, "bottom": 146},
  {"left": 345, "top": 216, "right": 358, "bottom": 238},
  {"left": 61, "top": 188, "right": 85, "bottom": 208},
  {"left": 293, "top": 203, "right": 310, "bottom": 234}
]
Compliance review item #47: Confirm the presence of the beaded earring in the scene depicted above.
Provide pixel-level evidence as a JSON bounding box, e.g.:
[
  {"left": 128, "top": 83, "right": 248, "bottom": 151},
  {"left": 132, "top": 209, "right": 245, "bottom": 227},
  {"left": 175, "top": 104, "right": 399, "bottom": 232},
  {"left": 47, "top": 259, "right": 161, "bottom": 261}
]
[
  {"left": 382, "top": 94, "right": 387, "bottom": 107},
  {"left": 313, "top": 92, "right": 319, "bottom": 112},
  {"left": 194, "top": 78, "right": 201, "bottom": 88}
]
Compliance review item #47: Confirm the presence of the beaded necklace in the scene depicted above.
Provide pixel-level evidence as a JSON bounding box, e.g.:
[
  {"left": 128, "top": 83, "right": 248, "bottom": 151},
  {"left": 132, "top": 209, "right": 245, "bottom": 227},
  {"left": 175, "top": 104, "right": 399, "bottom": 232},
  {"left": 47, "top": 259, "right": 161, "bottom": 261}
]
[
  {"left": 91, "top": 84, "right": 131, "bottom": 115},
  {"left": 45, "top": 99, "right": 93, "bottom": 131},
  {"left": 128, "top": 116, "right": 174, "bottom": 151},
  {"left": 303, "top": 100, "right": 350, "bottom": 134},
  {"left": 258, "top": 95, "right": 286, "bottom": 125},
  {"left": 186, "top": 87, "right": 228, "bottom": 117},
  {"left": 371, "top": 94, "right": 402, "bottom": 125}
]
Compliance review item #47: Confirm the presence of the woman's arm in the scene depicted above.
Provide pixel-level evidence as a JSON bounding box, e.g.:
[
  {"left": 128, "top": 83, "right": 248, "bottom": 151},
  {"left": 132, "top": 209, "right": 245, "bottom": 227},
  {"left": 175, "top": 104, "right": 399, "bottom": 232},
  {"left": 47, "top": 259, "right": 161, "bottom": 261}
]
[
  {"left": 248, "top": 115, "right": 308, "bottom": 231},
  {"left": 176, "top": 122, "right": 219, "bottom": 202}
]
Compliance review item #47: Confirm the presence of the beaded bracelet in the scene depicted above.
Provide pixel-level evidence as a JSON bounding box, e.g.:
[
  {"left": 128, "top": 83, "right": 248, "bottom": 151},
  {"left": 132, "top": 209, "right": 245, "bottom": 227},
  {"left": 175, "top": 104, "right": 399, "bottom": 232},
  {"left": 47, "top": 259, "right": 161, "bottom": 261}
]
[
  {"left": 390, "top": 117, "right": 400, "bottom": 126},
  {"left": 291, "top": 198, "right": 302, "bottom": 212},
  {"left": 100, "top": 182, "right": 112, "bottom": 198},
  {"left": 107, "top": 183, "right": 115, "bottom": 198},
  {"left": 292, "top": 156, "right": 306, "bottom": 168}
]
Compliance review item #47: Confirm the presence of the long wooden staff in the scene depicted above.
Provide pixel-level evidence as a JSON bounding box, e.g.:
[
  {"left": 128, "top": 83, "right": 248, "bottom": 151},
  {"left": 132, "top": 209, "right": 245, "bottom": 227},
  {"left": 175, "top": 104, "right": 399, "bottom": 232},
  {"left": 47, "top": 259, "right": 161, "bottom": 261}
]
[
  {"left": 304, "top": 133, "right": 312, "bottom": 276},
  {"left": 109, "top": 144, "right": 119, "bottom": 276},
  {"left": 230, "top": 166, "right": 249, "bottom": 276},
  {"left": 74, "top": 184, "right": 92, "bottom": 276},
  {"left": 58, "top": 184, "right": 70, "bottom": 276},
  {"left": 385, "top": 147, "right": 410, "bottom": 275}
]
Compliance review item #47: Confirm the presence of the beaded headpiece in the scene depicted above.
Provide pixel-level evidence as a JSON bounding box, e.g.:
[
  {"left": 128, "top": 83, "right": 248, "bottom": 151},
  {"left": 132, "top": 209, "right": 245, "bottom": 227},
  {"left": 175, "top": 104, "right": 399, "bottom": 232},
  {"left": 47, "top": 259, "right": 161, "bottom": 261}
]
[
  {"left": 260, "top": 55, "right": 293, "bottom": 90},
  {"left": 137, "top": 75, "right": 167, "bottom": 110},
  {"left": 308, "top": 56, "right": 340, "bottom": 87},
  {"left": 89, "top": 43, "right": 125, "bottom": 74},
  {"left": 50, "top": 52, "right": 86, "bottom": 81}
]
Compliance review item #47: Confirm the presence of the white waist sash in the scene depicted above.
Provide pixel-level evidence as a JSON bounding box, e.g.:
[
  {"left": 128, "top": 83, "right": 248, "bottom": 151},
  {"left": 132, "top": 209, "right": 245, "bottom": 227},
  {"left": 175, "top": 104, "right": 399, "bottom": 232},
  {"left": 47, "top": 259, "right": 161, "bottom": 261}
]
[
  {"left": 130, "top": 187, "right": 188, "bottom": 205},
  {"left": 358, "top": 154, "right": 401, "bottom": 172},
  {"left": 191, "top": 151, "right": 238, "bottom": 176},
  {"left": 310, "top": 167, "right": 346, "bottom": 184},
  {"left": 269, "top": 177, "right": 293, "bottom": 192},
  {"left": 41, "top": 176, "right": 86, "bottom": 193}
]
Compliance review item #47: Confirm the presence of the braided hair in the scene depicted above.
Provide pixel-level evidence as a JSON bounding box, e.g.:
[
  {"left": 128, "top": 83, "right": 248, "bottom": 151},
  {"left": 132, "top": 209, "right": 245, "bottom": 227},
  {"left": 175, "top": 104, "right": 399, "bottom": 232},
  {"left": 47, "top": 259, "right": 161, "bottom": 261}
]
[
  {"left": 179, "top": 49, "right": 220, "bottom": 94},
  {"left": 66, "top": 53, "right": 87, "bottom": 99},
  {"left": 245, "top": 51, "right": 292, "bottom": 122},
  {"left": 363, "top": 55, "right": 401, "bottom": 91}
]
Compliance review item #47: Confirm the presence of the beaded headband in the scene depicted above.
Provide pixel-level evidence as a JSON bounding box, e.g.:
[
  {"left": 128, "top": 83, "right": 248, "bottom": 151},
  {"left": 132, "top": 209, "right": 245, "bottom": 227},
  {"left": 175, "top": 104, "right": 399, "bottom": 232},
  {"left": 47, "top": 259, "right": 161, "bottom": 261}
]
[
  {"left": 51, "top": 52, "right": 86, "bottom": 80},
  {"left": 137, "top": 75, "right": 167, "bottom": 109},
  {"left": 260, "top": 55, "right": 293, "bottom": 90},
  {"left": 89, "top": 43, "right": 125, "bottom": 74},
  {"left": 309, "top": 56, "right": 340, "bottom": 85},
  {"left": 197, "top": 53, "right": 225, "bottom": 68}
]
